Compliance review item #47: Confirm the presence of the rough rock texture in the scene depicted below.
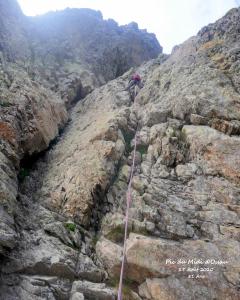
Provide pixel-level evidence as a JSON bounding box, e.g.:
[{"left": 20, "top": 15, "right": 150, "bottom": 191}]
[
  {"left": 70, "top": 280, "right": 116, "bottom": 300},
  {"left": 1, "top": 2, "right": 240, "bottom": 300},
  {"left": 94, "top": 8, "right": 239, "bottom": 299},
  {"left": 0, "top": 0, "right": 161, "bottom": 280},
  {"left": 29, "top": 9, "right": 162, "bottom": 85}
]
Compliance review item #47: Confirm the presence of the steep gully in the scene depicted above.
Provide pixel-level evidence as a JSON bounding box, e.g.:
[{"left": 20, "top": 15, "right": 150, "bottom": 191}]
[
  {"left": 1, "top": 66, "right": 147, "bottom": 293},
  {"left": 17, "top": 79, "right": 130, "bottom": 228}
]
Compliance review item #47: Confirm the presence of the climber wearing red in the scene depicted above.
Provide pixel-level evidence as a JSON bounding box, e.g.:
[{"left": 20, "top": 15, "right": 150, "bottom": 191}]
[
  {"left": 125, "top": 73, "right": 144, "bottom": 102},
  {"left": 126, "top": 73, "right": 143, "bottom": 90},
  {"left": 132, "top": 73, "right": 141, "bottom": 82}
]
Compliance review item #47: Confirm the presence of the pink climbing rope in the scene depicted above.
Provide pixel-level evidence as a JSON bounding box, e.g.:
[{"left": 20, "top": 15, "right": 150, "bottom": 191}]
[{"left": 117, "top": 125, "right": 138, "bottom": 300}]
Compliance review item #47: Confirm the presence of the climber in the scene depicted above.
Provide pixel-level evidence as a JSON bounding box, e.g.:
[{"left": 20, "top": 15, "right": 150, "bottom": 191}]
[
  {"left": 126, "top": 73, "right": 143, "bottom": 91},
  {"left": 125, "top": 73, "right": 143, "bottom": 101}
]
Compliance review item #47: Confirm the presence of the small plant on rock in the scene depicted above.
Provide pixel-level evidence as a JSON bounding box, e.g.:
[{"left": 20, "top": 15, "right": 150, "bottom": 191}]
[{"left": 64, "top": 222, "right": 76, "bottom": 232}]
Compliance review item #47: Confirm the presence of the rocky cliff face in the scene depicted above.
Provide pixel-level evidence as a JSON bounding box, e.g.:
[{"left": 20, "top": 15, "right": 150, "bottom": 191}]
[
  {"left": 0, "top": 2, "right": 239, "bottom": 300},
  {"left": 29, "top": 9, "right": 161, "bottom": 84},
  {"left": 0, "top": 1, "right": 160, "bottom": 292}
]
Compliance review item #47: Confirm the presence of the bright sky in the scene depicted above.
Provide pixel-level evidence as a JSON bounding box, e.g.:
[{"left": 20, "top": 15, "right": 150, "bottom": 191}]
[{"left": 17, "top": 0, "right": 240, "bottom": 53}]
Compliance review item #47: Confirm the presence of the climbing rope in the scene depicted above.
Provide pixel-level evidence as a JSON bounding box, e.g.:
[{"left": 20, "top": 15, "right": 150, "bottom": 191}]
[
  {"left": 117, "top": 116, "right": 139, "bottom": 299},
  {"left": 117, "top": 129, "right": 138, "bottom": 300}
]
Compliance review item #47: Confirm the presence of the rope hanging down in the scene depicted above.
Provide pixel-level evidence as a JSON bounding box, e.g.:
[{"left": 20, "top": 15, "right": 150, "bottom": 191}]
[{"left": 117, "top": 123, "right": 139, "bottom": 300}]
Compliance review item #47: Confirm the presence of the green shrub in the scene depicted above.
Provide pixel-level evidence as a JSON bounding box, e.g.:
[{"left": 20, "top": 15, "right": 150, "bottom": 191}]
[{"left": 65, "top": 222, "right": 76, "bottom": 232}]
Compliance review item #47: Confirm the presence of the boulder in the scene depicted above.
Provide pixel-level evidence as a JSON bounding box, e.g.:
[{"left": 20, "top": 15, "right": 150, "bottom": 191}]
[
  {"left": 96, "top": 237, "right": 122, "bottom": 278},
  {"left": 71, "top": 280, "right": 116, "bottom": 300}
]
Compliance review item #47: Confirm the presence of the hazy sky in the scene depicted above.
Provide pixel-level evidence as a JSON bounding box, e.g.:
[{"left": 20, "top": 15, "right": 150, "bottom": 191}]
[{"left": 17, "top": 0, "right": 240, "bottom": 53}]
